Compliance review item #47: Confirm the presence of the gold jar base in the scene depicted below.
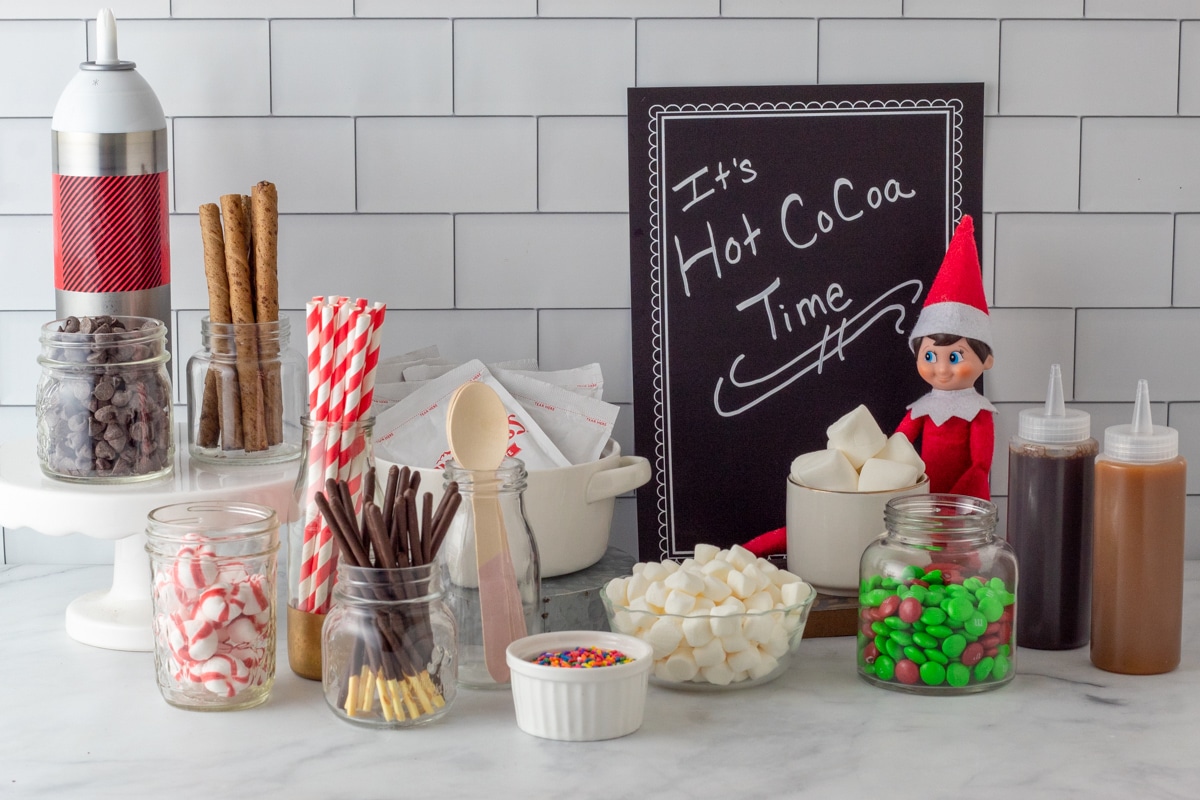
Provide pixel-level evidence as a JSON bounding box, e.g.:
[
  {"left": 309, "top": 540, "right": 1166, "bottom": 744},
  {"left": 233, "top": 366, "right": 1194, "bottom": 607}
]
[{"left": 287, "top": 605, "right": 326, "bottom": 681}]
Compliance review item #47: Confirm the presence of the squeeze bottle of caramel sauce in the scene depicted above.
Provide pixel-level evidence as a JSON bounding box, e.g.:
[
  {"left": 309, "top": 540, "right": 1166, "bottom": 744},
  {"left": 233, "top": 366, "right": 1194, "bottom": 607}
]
[{"left": 1091, "top": 379, "right": 1186, "bottom": 675}]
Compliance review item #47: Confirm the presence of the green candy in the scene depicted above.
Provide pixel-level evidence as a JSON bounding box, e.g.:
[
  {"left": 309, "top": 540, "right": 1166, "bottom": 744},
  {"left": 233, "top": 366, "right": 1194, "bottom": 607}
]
[
  {"left": 912, "top": 631, "right": 938, "bottom": 649},
  {"left": 926, "top": 624, "right": 953, "bottom": 639},
  {"left": 941, "top": 633, "right": 967, "bottom": 659},
  {"left": 920, "top": 607, "right": 947, "bottom": 626},
  {"left": 874, "top": 634, "right": 888, "bottom": 654},
  {"left": 945, "top": 584, "right": 967, "bottom": 598},
  {"left": 900, "top": 564, "right": 925, "bottom": 582},
  {"left": 903, "top": 646, "right": 928, "bottom": 664},
  {"left": 874, "top": 655, "right": 896, "bottom": 681},
  {"left": 963, "top": 576, "right": 984, "bottom": 592},
  {"left": 871, "top": 620, "right": 888, "bottom": 637},
  {"left": 926, "top": 589, "right": 946, "bottom": 606},
  {"left": 993, "top": 654, "right": 1011, "bottom": 681},
  {"left": 978, "top": 596, "right": 1005, "bottom": 623},
  {"left": 906, "top": 584, "right": 929, "bottom": 603},
  {"left": 974, "top": 656, "right": 995, "bottom": 681},
  {"left": 988, "top": 577, "right": 1006, "bottom": 592},
  {"left": 999, "top": 590, "right": 1017, "bottom": 606},
  {"left": 924, "top": 569, "right": 943, "bottom": 584},
  {"left": 880, "top": 576, "right": 899, "bottom": 589},
  {"left": 890, "top": 630, "right": 914, "bottom": 647},
  {"left": 919, "top": 661, "right": 946, "bottom": 686},
  {"left": 946, "top": 663, "right": 971, "bottom": 687},
  {"left": 885, "top": 638, "right": 905, "bottom": 661},
  {"left": 963, "top": 612, "right": 988, "bottom": 637},
  {"left": 946, "top": 596, "right": 976, "bottom": 623},
  {"left": 883, "top": 616, "right": 911, "bottom": 631},
  {"left": 923, "top": 648, "right": 949, "bottom": 665},
  {"left": 863, "top": 588, "right": 892, "bottom": 607},
  {"left": 998, "top": 644, "right": 1011, "bottom": 658}
]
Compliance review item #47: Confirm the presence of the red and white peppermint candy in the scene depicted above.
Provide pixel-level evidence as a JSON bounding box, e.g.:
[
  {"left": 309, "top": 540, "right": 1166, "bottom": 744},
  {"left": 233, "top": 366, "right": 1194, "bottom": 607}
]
[
  {"left": 222, "top": 615, "right": 262, "bottom": 648},
  {"left": 234, "top": 573, "right": 270, "bottom": 617},
  {"left": 197, "top": 583, "right": 242, "bottom": 625},
  {"left": 171, "top": 545, "right": 219, "bottom": 593},
  {"left": 199, "top": 653, "right": 250, "bottom": 698},
  {"left": 166, "top": 611, "right": 219, "bottom": 663}
]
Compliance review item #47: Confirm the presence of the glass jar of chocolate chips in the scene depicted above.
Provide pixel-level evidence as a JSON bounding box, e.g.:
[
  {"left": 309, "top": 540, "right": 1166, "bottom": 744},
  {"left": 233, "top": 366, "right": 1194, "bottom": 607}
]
[{"left": 36, "top": 315, "right": 174, "bottom": 484}]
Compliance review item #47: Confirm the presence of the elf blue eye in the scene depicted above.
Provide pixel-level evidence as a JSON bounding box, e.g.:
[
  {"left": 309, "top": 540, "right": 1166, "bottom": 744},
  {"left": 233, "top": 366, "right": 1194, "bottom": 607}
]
[
  {"left": 923, "top": 351, "right": 935, "bottom": 363},
  {"left": 949, "top": 352, "right": 963, "bottom": 364}
]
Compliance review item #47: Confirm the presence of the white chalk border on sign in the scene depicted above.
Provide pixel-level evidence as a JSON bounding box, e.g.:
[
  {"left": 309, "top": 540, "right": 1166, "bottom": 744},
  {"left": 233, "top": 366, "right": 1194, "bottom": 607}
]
[{"left": 627, "top": 83, "right": 984, "bottom": 562}]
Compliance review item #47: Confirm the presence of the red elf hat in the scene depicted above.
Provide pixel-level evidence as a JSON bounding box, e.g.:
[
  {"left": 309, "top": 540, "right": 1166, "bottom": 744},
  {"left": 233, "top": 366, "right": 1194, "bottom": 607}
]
[{"left": 909, "top": 214, "right": 991, "bottom": 350}]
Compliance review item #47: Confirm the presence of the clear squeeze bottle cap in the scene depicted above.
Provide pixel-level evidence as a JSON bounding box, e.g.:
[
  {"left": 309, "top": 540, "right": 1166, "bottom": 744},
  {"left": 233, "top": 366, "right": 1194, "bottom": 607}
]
[
  {"left": 1103, "top": 379, "right": 1179, "bottom": 463},
  {"left": 1018, "top": 364, "right": 1091, "bottom": 443}
]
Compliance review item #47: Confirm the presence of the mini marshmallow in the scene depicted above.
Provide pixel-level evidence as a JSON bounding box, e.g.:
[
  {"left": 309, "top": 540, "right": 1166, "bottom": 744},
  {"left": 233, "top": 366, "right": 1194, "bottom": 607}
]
[
  {"left": 682, "top": 615, "right": 715, "bottom": 647},
  {"left": 693, "top": 597, "right": 716, "bottom": 613},
  {"left": 720, "top": 632, "right": 752, "bottom": 654},
  {"left": 873, "top": 431, "right": 926, "bottom": 474},
  {"left": 709, "top": 605, "right": 742, "bottom": 638},
  {"left": 781, "top": 580, "right": 814, "bottom": 607},
  {"left": 727, "top": 644, "right": 763, "bottom": 674},
  {"left": 678, "top": 558, "right": 696, "bottom": 571},
  {"left": 718, "top": 596, "right": 747, "bottom": 615},
  {"left": 749, "top": 651, "right": 780, "bottom": 681},
  {"left": 693, "top": 543, "right": 719, "bottom": 564},
  {"left": 742, "top": 563, "right": 771, "bottom": 592},
  {"left": 700, "top": 662, "right": 735, "bottom": 686},
  {"left": 663, "top": 649, "right": 700, "bottom": 682},
  {"left": 826, "top": 404, "right": 888, "bottom": 470},
  {"left": 771, "top": 569, "right": 804, "bottom": 587},
  {"left": 789, "top": 449, "right": 859, "bottom": 492},
  {"left": 664, "top": 589, "right": 697, "bottom": 616},
  {"left": 727, "top": 544, "right": 756, "bottom": 571},
  {"left": 626, "top": 573, "right": 650, "bottom": 602},
  {"left": 765, "top": 626, "right": 791, "bottom": 658},
  {"left": 755, "top": 558, "right": 779, "bottom": 574},
  {"left": 604, "top": 577, "right": 628, "bottom": 606},
  {"left": 726, "top": 569, "right": 755, "bottom": 600},
  {"left": 610, "top": 609, "right": 636, "bottom": 634},
  {"left": 644, "top": 580, "right": 670, "bottom": 611},
  {"left": 645, "top": 617, "right": 684, "bottom": 658},
  {"left": 661, "top": 560, "right": 680, "bottom": 575},
  {"left": 641, "top": 561, "right": 668, "bottom": 583},
  {"left": 701, "top": 559, "right": 732, "bottom": 581},
  {"left": 742, "top": 612, "right": 779, "bottom": 644},
  {"left": 664, "top": 568, "right": 705, "bottom": 596},
  {"left": 692, "top": 637, "right": 727, "bottom": 668},
  {"left": 701, "top": 576, "right": 733, "bottom": 603},
  {"left": 744, "top": 591, "right": 774, "bottom": 613},
  {"left": 857, "top": 457, "right": 921, "bottom": 493}
]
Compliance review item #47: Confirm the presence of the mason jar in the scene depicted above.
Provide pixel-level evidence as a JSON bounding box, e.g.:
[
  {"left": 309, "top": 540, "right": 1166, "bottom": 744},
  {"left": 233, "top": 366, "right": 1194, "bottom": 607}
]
[
  {"left": 858, "top": 494, "right": 1017, "bottom": 695},
  {"left": 36, "top": 315, "right": 173, "bottom": 484},
  {"left": 186, "top": 317, "right": 303, "bottom": 465},
  {"left": 146, "top": 501, "right": 279, "bottom": 711},
  {"left": 438, "top": 457, "right": 542, "bottom": 689},
  {"left": 322, "top": 562, "right": 457, "bottom": 727}
]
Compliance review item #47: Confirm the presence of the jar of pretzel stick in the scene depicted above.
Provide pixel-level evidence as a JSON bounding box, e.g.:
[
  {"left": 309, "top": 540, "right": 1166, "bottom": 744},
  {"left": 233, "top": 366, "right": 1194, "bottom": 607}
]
[
  {"left": 322, "top": 562, "right": 457, "bottom": 727},
  {"left": 186, "top": 316, "right": 303, "bottom": 465}
]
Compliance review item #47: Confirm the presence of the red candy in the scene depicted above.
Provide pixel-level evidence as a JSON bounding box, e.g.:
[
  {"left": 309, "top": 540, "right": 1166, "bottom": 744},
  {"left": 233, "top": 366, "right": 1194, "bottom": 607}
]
[
  {"left": 898, "top": 596, "right": 922, "bottom": 624},
  {"left": 879, "top": 595, "right": 901, "bottom": 617},
  {"left": 961, "top": 642, "right": 984, "bottom": 667},
  {"left": 895, "top": 659, "right": 920, "bottom": 684}
]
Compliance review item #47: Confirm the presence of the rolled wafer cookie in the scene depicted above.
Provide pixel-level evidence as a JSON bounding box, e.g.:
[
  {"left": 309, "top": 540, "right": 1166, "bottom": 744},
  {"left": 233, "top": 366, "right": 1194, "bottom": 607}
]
[
  {"left": 251, "top": 181, "right": 283, "bottom": 445},
  {"left": 198, "top": 203, "right": 241, "bottom": 450},
  {"left": 221, "top": 193, "right": 268, "bottom": 452}
]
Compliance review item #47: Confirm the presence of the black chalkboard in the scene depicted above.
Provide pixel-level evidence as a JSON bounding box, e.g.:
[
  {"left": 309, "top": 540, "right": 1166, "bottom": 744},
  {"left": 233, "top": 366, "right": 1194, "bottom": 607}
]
[{"left": 628, "top": 83, "right": 984, "bottom": 561}]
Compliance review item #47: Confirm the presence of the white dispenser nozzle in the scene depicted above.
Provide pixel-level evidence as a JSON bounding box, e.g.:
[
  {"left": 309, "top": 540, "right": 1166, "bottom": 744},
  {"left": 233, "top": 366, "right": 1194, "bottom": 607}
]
[
  {"left": 96, "top": 9, "right": 119, "bottom": 65},
  {"left": 1018, "top": 363, "right": 1090, "bottom": 443},
  {"left": 1103, "top": 379, "right": 1178, "bottom": 462}
]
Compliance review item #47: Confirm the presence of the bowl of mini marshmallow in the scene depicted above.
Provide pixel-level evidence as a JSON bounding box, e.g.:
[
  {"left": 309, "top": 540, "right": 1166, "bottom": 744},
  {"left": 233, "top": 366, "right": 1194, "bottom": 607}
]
[{"left": 602, "top": 544, "right": 815, "bottom": 690}]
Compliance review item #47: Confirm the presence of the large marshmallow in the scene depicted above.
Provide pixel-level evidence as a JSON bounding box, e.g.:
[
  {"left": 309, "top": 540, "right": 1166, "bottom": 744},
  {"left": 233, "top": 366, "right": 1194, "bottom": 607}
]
[
  {"left": 726, "top": 545, "right": 756, "bottom": 571},
  {"left": 826, "top": 404, "right": 888, "bottom": 470},
  {"left": 789, "top": 449, "right": 859, "bottom": 492},
  {"left": 781, "top": 580, "right": 814, "bottom": 607},
  {"left": 749, "top": 651, "right": 780, "bottom": 680},
  {"left": 664, "top": 568, "right": 704, "bottom": 596},
  {"left": 857, "top": 457, "right": 921, "bottom": 492},
  {"left": 682, "top": 615, "right": 715, "bottom": 647},
  {"left": 692, "top": 637, "right": 727, "bottom": 668},
  {"left": 645, "top": 617, "right": 684, "bottom": 657},
  {"left": 700, "top": 662, "right": 736, "bottom": 686},
  {"left": 663, "top": 589, "right": 697, "bottom": 616},
  {"left": 727, "top": 645, "right": 763, "bottom": 674},
  {"left": 693, "top": 543, "right": 720, "bottom": 564},
  {"left": 663, "top": 649, "right": 700, "bottom": 682},
  {"left": 873, "top": 431, "right": 926, "bottom": 474}
]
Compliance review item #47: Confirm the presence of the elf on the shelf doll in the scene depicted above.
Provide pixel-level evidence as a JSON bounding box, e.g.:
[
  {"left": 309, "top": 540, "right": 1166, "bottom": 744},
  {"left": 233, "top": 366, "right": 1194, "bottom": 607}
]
[
  {"left": 743, "top": 215, "right": 994, "bottom": 558},
  {"left": 895, "top": 214, "right": 995, "bottom": 500}
]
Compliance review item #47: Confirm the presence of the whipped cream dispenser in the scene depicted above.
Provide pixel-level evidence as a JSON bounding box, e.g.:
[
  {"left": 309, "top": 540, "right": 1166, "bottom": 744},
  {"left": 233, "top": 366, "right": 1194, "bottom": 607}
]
[{"left": 51, "top": 9, "right": 171, "bottom": 343}]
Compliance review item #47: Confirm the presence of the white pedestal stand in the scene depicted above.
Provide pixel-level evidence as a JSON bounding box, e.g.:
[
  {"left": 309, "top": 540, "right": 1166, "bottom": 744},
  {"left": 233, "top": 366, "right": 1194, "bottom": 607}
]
[{"left": 0, "top": 432, "right": 295, "bottom": 651}]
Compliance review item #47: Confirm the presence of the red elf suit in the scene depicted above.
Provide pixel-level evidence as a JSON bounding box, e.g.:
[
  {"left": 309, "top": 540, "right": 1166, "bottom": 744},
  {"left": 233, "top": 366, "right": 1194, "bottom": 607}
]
[{"left": 895, "top": 214, "right": 995, "bottom": 501}]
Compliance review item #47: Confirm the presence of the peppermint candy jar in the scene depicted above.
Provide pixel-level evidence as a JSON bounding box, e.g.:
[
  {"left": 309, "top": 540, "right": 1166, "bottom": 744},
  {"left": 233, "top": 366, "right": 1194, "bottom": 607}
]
[{"left": 146, "top": 501, "right": 279, "bottom": 710}]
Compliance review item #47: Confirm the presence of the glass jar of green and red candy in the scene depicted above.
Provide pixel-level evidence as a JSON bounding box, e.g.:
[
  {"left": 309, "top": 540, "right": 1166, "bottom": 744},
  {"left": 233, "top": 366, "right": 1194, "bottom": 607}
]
[{"left": 857, "top": 494, "right": 1017, "bottom": 695}]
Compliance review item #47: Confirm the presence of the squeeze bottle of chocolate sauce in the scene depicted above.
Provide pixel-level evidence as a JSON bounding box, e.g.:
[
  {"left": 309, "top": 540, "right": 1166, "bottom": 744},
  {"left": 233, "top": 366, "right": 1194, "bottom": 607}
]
[
  {"left": 1091, "top": 379, "right": 1186, "bottom": 674},
  {"left": 51, "top": 9, "right": 171, "bottom": 345},
  {"left": 1007, "top": 364, "right": 1097, "bottom": 650}
]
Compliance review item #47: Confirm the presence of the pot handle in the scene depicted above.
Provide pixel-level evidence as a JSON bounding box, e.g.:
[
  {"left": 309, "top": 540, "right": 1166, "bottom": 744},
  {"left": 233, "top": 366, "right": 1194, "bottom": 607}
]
[{"left": 585, "top": 455, "right": 651, "bottom": 504}]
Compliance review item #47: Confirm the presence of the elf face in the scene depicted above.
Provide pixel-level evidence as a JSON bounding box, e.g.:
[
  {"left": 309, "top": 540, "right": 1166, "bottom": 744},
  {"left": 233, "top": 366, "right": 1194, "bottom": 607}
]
[{"left": 916, "top": 336, "right": 993, "bottom": 391}]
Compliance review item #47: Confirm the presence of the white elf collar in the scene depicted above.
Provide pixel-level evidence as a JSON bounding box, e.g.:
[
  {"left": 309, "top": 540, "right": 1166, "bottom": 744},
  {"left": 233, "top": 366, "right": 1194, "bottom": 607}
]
[{"left": 907, "top": 387, "right": 996, "bottom": 426}]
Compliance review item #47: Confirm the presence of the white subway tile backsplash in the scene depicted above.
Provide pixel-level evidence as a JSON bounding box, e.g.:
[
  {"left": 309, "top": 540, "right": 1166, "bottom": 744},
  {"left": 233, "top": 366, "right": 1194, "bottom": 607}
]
[
  {"left": 1181, "top": 22, "right": 1200, "bottom": 114},
  {"left": 543, "top": 0, "right": 717, "bottom": 15},
  {"left": 538, "top": 308, "right": 633, "bottom": 403},
  {"left": 355, "top": 0, "right": 535, "bottom": 16},
  {"left": 1000, "top": 20, "right": 1179, "bottom": 116},
  {"left": 1175, "top": 214, "right": 1200, "bottom": 305},
  {"left": 983, "top": 117, "right": 1079, "bottom": 212},
  {"left": 1169, "top": 403, "right": 1200, "bottom": 493},
  {"left": 454, "top": 19, "right": 634, "bottom": 116},
  {"left": 538, "top": 117, "right": 629, "bottom": 213},
  {"left": 0, "top": 217, "right": 54, "bottom": 310},
  {"left": 357, "top": 117, "right": 536, "bottom": 213},
  {"left": 173, "top": 117, "right": 356, "bottom": 214},
  {"left": 994, "top": 214, "right": 1173, "bottom": 307},
  {"left": 271, "top": 19, "right": 452, "bottom": 117},
  {"left": 1080, "top": 118, "right": 1200, "bottom": 212},
  {"left": 985, "top": 308, "right": 1076, "bottom": 402},
  {"left": 1086, "top": 0, "right": 1200, "bottom": 18},
  {"left": 990, "top": 402, "right": 1019, "bottom": 496},
  {"left": 724, "top": 0, "right": 898, "bottom": 16},
  {"left": 905, "top": 0, "right": 1082, "bottom": 17},
  {"left": 1076, "top": 309, "right": 1200, "bottom": 400},
  {"left": 0, "top": 118, "right": 52, "bottom": 214},
  {"left": 172, "top": 0, "right": 352, "bottom": 17},
  {"left": 0, "top": 312, "right": 49, "bottom": 406},
  {"left": 0, "top": 21, "right": 83, "bottom": 117},
  {"left": 456, "top": 214, "right": 630, "bottom": 308},
  {"left": 276, "top": 214, "right": 454, "bottom": 310},
  {"left": 637, "top": 19, "right": 816, "bottom": 87},
  {"left": 817, "top": 19, "right": 1000, "bottom": 114},
  {"left": 378, "top": 309, "right": 538, "bottom": 365},
  {"left": 0, "top": 1, "right": 168, "bottom": 18},
  {"left": 168, "top": 214, "right": 205, "bottom": 311},
  {"left": 88, "top": 20, "right": 270, "bottom": 118},
  {"left": 981, "top": 213, "right": 995, "bottom": 307}
]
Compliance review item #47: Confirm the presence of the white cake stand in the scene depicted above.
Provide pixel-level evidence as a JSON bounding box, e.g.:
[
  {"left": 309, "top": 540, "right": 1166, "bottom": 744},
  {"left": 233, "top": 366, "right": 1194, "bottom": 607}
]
[{"left": 0, "top": 430, "right": 296, "bottom": 652}]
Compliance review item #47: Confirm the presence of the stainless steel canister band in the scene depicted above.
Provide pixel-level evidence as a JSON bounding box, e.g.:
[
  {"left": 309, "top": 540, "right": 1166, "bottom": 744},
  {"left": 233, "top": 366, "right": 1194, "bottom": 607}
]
[{"left": 52, "top": 129, "right": 168, "bottom": 177}]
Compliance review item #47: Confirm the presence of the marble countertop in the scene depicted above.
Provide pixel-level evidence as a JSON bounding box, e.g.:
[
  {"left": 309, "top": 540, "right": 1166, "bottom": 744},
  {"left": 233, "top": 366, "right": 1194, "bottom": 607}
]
[{"left": 4, "top": 563, "right": 1199, "bottom": 799}]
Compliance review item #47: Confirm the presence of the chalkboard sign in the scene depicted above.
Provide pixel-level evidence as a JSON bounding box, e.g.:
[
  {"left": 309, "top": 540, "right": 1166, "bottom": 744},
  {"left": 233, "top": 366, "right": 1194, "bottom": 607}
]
[{"left": 628, "top": 83, "right": 984, "bottom": 561}]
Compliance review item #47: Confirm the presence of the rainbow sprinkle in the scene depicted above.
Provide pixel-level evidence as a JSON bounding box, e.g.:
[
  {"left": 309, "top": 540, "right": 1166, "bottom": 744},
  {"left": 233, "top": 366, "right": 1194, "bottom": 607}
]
[{"left": 534, "top": 647, "right": 632, "bottom": 668}]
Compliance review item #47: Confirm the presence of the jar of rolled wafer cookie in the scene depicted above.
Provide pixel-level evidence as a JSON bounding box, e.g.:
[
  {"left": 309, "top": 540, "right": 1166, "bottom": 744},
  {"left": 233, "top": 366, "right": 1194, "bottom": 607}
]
[{"left": 186, "top": 317, "right": 303, "bottom": 465}]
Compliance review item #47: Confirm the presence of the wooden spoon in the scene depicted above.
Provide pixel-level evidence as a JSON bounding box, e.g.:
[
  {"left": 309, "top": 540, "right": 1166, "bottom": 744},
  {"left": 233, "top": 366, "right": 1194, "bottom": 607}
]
[{"left": 445, "top": 380, "right": 528, "bottom": 683}]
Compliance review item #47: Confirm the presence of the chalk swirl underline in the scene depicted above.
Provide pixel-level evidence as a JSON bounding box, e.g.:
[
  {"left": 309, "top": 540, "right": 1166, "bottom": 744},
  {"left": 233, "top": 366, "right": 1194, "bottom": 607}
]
[{"left": 712, "top": 279, "right": 924, "bottom": 418}]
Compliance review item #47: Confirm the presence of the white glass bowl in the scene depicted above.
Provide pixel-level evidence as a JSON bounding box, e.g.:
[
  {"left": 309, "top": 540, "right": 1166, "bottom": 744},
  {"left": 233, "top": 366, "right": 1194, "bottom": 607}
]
[{"left": 506, "top": 630, "right": 653, "bottom": 741}]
